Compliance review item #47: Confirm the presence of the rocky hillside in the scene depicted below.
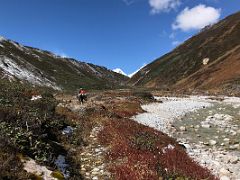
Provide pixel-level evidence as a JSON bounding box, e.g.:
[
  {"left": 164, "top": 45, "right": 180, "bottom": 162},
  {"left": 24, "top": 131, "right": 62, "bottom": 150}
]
[
  {"left": 129, "top": 11, "right": 240, "bottom": 94},
  {"left": 0, "top": 37, "right": 128, "bottom": 91}
]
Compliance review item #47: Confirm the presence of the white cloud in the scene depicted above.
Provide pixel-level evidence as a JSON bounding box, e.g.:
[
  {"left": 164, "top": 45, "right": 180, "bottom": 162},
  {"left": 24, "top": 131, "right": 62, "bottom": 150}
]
[
  {"left": 172, "top": 4, "right": 221, "bottom": 31},
  {"left": 149, "top": 0, "right": 181, "bottom": 14},
  {"left": 172, "top": 40, "right": 181, "bottom": 46}
]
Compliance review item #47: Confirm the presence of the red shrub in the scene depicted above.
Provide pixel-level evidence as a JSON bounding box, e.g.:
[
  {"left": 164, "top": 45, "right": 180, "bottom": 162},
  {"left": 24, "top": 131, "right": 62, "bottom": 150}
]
[
  {"left": 159, "top": 148, "right": 217, "bottom": 179},
  {"left": 98, "top": 118, "right": 217, "bottom": 180}
]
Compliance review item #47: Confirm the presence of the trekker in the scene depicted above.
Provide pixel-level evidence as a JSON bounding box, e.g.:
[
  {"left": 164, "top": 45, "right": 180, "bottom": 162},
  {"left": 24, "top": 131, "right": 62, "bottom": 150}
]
[{"left": 78, "top": 88, "right": 87, "bottom": 104}]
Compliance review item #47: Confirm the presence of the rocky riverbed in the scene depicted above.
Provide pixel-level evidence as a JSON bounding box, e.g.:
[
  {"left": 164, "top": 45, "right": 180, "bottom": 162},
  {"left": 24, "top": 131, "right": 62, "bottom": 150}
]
[{"left": 133, "top": 96, "right": 240, "bottom": 180}]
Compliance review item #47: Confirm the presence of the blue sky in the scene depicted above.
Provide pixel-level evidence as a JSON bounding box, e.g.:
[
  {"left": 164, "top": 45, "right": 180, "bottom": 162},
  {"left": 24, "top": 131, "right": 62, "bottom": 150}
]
[{"left": 0, "top": 0, "right": 239, "bottom": 75}]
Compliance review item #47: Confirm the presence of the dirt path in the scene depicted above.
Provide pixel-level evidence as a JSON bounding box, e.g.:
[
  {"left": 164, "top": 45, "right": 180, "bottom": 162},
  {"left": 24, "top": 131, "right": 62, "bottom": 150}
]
[
  {"left": 56, "top": 94, "right": 112, "bottom": 179},
  {"left": 80, "top": 126, "right": 111, "bottom": 180}
]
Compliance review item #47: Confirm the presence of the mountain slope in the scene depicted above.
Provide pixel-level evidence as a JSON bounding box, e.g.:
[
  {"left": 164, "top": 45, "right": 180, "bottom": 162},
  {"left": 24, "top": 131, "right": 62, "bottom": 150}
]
[
  {"left": 0, "top": 37, "right": 129, "bottom": 91},
  {"left": 129, "top": 11, "right": 240, "bottom": 93}
]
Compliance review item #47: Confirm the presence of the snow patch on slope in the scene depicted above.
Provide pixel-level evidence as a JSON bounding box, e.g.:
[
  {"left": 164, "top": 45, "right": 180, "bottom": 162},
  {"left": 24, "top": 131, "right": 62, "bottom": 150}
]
[
  {"left": 0, "top": 36, "right": 6, "bottom": 48},
  {"left": 0, "top": 56, "right": 61, "bottom": 90},
  {"left": 0, "top": 36, "right": 6, "bottom": 42}
]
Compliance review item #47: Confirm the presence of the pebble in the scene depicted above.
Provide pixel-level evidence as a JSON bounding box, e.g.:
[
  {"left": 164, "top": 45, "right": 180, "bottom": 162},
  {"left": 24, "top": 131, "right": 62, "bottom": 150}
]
[
  {"left": 223, "top": 138, "right": 230, "bottom": 142},
  {"left": 229, "top": 156, "right": 239, "bottom": 164},
  {"left": 203, "top": 142, "right": 209, "bottom": 146},
  {"left": 92, "top": 168, "right": 100, "bottom": 172},
  {"left": 92, "top": 171, "right": 99, "bottom": 175},
  {"left": 195, "top": 125, "right": 200, "bottom": 129},
  {"left": 219, "top": 168, "right": 230, "bottom": 176},
  {"left": 229, "top": 144, "right": 239, "bottom": 150},
  {"left": 202, "top": 124, "right": 211, "bottom": 128},
  {"left": 209, "top": 140, "right": 217, "bottom": 146},
  {"left": 179, "top": 126, "right": 186, "bottom": 131},
  {"left": 81, "top": 168, "right": 86, "bottom": 171}
]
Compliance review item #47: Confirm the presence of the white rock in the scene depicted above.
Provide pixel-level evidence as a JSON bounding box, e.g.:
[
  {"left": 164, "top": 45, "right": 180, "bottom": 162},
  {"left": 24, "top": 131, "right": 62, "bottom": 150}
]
[
  {"left": 220, "top": 176, "right": 230, "bottom": 180},
  {"left": 31, "top": 95, "right": 42, "bottom": 101},
  {"left": 223, "top": 138, "right": 230, "bottom": 142},
  {"left": 229, "top": 156, "right": 239, "bottom": 164},
  {"left": 92, "top": 168, "right": 100, "bottom": 172},
  {"left": 203, "top": 58, "right": 210, "bottom": 65},
  {"left": 209, "top": 140, "right": 217, "bottom": 146},
  {"left": 23, "top": 158, "right": 56, "bottom": 180},
  {"left": 202, "top": 124, "right": 211, "bottom": 128},
  {"left": 203, "top": 142, "right": 209, "bottom": 146},
  {"left": 229, "top": 144, "right": 239, "bottom": 150},
  {"left": 219, "top": 168, "right": 230, "bottom": 176},
  {"left": 195, "top": 125, "right": 200, "bottom": 129},
  {"left": 179, "top": 126, "right": 186, "bottom": 131}
]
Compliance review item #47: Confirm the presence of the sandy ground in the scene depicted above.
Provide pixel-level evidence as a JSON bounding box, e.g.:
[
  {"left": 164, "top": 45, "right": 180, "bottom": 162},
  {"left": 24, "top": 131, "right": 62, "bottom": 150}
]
[{"left": 133, "top": 96, "right": 240, "bottom": 180}]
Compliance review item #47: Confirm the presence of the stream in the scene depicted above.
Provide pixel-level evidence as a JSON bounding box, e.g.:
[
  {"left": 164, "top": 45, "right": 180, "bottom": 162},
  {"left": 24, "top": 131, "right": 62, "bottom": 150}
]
[{"left": 132, "top": 96, "right": 240, "bottom": 180}]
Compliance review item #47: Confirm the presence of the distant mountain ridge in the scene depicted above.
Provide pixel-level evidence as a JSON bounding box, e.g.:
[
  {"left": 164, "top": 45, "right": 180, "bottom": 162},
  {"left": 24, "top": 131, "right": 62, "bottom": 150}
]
[
  {"left": 0, "top": 36, "right": 129, "bottom": 91},
  {"left": 129, "top": 11, "right": 240, "bottom": 94}
]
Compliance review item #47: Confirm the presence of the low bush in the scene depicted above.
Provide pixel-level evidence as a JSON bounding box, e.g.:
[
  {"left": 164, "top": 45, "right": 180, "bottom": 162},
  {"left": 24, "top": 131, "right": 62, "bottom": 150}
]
[
  {"left": 98, "top": 118, "right": 217, "bottom": 180},
  {"left": 132, "top": 90, "right": 155, "bottom": 101},
  {"left": 0, "top": 80, "right": 83, "bottom": 178}
]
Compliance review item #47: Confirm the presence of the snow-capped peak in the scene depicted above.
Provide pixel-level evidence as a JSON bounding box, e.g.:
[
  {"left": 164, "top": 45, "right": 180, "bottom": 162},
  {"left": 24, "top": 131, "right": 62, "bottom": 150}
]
[
  {"left": 113, "top": 68, "right": 127, "bottom": 76},
  {"left": 0, "top": 36, "right": 6, "bottom": 42}
]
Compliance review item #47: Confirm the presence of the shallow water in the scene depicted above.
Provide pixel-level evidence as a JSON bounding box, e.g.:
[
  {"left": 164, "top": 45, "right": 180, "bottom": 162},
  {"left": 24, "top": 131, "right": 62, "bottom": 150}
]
[{"left": 174, "top": 102, "right": 240, "bottom": 151}]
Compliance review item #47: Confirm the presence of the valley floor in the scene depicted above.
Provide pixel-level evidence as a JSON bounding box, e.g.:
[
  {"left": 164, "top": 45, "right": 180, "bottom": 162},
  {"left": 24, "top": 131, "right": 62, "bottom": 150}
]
[
  {"left": 133, "top": 96, "right": 240, "bottom": 180},
  {"left": 2, "top": 82, "right": 234, "bottom": 179},
  {"left": 57, "top": 92, "right": 217, "bottom": 179}
]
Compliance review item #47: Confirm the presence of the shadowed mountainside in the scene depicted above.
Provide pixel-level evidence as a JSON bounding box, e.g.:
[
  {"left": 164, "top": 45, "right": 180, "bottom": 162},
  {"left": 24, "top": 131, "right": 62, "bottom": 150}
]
[{"left": 0, "top": 37, "right": 129, "bottom": 91}]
